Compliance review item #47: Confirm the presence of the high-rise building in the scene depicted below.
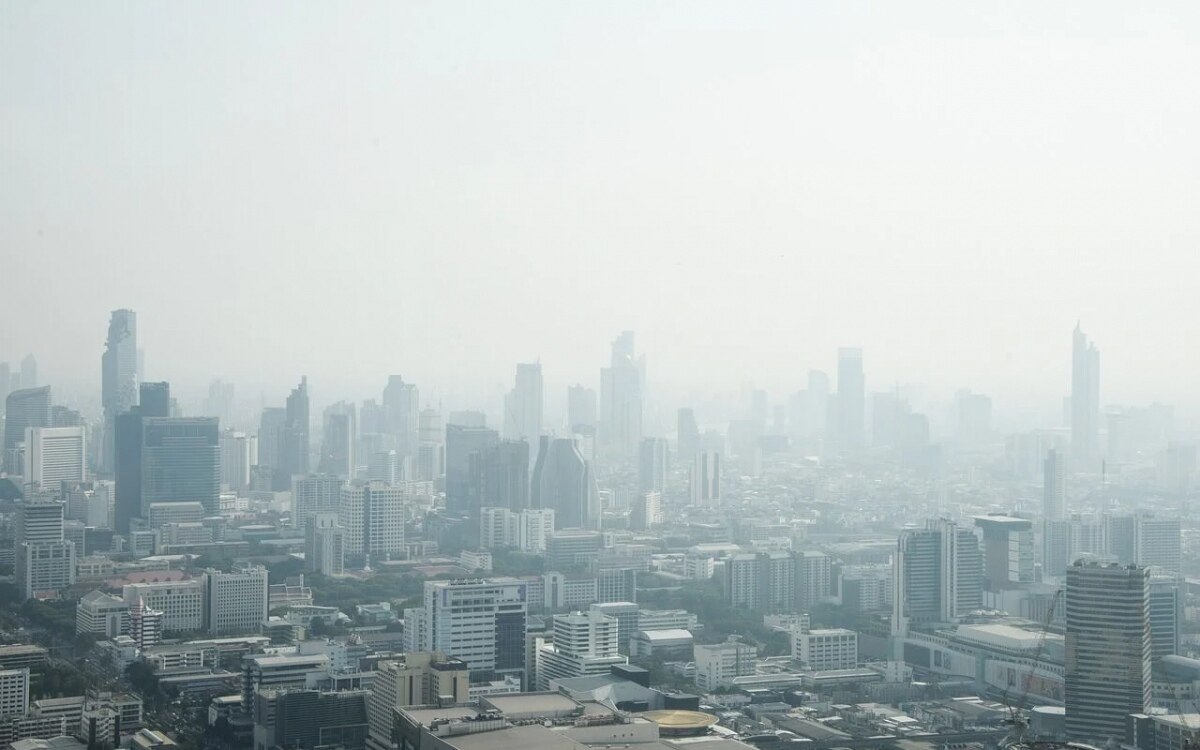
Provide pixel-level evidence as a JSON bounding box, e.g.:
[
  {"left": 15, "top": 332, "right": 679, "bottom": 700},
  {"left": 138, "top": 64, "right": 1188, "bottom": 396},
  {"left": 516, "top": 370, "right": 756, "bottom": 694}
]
[
  {"left": 122, "top": 579, "right": 205, "bottom": 632},
  {"left": 16, "top": 501, "right": 75, "bottom": 599},
  {"left": 599, "top": 331, "right": 643, "bottom": 456},
  {"left": 503, "top": 363, "right": 543, "bottom": 463},
  {"left": 1064, "top": 561, "right": 1149, "bottom": 742},
  {"left": 203, "top": 379, "right": 235, "bottom": 425},
  {"left": 292, "top": 475, "right": 345, "bottom": 531},
  {"left": 257, "top": 407, "right": 287, "bottom": 486},
  {"left": 4, "top": 386, "right": 51, "bottom": 474},
  {"left": 1149, "top": 575, "right": 1181, "bottom": 661},
  {"left": 974, "top": 515, "right": 1034, "bottom": 591},
  {"left": 278, "top": 377, "right": 310, "bottom": 491},
  {"left": 22, "top": 427, "right": 86, "bottom": 491},
  {"left": 416, "top": 408, "right": 444, "bottom": 481},
  {"left": 305, "top": 512, "right": 345, "bottom": 576},
  {"left": 535, "top": 610, "right": 626, "bottom": 689},
  {"left": 475, "top": 439, "right": 530, "bottom": 512},
  {"left": 1134, "top": 515, "right": 1182, "bottom": 574},
  {"left": 205, "top": 566, "right": 268, "bottom": 635},
  {"left": 114, "top": 382, "right": 172, "bottom": 535},
  {"left": 319, "top": 402, "right": 356, "bottom": 478},
  {"left": 531, "top": 437, "right": 599, "bottom": 530},
  {"left": 892, "top": 520, "right": 982, "bottom": 633},
  {"left": 253, "top": 687, "right": 369, "bottom": 750},
  {"left": 406, "top": 578, "right": 528, "bottom": 685},
  {"left": 367, "top": 654, "right": 469, "bottom": 747},
  {"left": 1071, "top": 324, "right": 1101, "bottom": 468},
  {"left": 836, "top": 348, "right": 865, "bottom": 451},
  {"left": 677, "top": 408, "right": 700, "bottom": 460},
  {"left": 382, "top": 375, "right": 419, "bottom": 459},
  {"left": 19, "top": 355, "right": 37, "bottom": 390},
  {"left": 630, "top": 492, "right": 662, "bottom": 531},
  {"left": 688, "top": 451, "right": 721, "bottom": 507},
  {"left": 141, "top": 417, "right": 220, "bottom": 517},
  {"left": 219, "top": 429, "right": 257, "bottom": 492},
  {"left": 101, "top": 310, "right": 138, "bottom": 473},
  {"left": 1044, "top": 448, "right": 1065, "bottom": 521},
  {"left": 567, "top": 385, "right": 597, "bottom": 431},
  {"left": 0, "top": 669, "right": 30, "bottom": 722},
  {"left": 339, "top": 482, "right": 406, "bottom": 565},
  {"left": 637, "top": 438, "right": 668, "bottom": 495},
  {"left": 445, "top": 424, "right": 499, "bottom": 515}
]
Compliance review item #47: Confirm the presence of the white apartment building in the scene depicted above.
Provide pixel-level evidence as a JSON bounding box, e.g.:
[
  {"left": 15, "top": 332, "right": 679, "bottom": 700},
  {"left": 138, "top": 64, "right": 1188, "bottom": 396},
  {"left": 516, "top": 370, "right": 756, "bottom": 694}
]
[{"left": 339, "top": 482, "right": 406, "bottom": 563}]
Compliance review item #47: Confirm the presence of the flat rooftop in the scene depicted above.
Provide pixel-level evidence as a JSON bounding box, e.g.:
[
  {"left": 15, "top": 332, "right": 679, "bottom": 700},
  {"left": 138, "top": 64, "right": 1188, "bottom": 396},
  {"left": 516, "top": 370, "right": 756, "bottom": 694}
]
[{"left": 483, "top": 692, "right": 583, "bottom": 717}]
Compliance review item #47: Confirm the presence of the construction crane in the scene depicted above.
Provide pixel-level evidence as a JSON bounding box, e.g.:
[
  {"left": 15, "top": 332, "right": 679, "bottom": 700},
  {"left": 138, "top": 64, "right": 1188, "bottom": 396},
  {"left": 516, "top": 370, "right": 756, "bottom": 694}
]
[{"left": 999, "top": 589, "right": 1062, "bottom": 748}]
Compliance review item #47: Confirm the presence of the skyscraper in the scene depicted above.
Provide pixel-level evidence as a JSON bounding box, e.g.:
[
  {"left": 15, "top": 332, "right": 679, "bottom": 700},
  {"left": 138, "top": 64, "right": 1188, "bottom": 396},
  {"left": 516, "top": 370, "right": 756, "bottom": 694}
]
[
  {"left": 688, "top": 451, "right": 721, "bottom": 507},
  {"left": 292, "top": 474, "right": 346, "bottom": 531},
  {"left": 475, "top": 439, "right": 530, "bottom": 512},
  {"left": 503, "top": 363, "right": 542, "bottom": 463},
  {"left": 444, "top": 423, "right": 499, "bottom": 515},
  {"left": 1064, "top": 561, "right": 1150, "bottom": 742},
  {"left": 22, "top": 426, "right": 86, "bottom": 491},
  {"left": 836, "top": 348, "right": 865, "bottom": 451},
  {"left": 677, "top": 408, "right": 700, "bottom": 460},
  {"left": 382, "top": 375, "right": 419, "bottom": 459},
  {"left": 1071, "top": 324, "right": 1100, "bottom": 468},
  {"left": 101, "top": 310, "right": 137, "bottom": 473},
  {"left": 277, "top": 377, "right": 309, "bottom": 491},
  {"left": 637, "top": 437, "right": 668, "bottom": 494},
  {"left": 319, "top": 401, "right": 356, "bottom": 478},
  {"left": 4, "top": 386, "right": 51, "bottom": 474},
  {"left": 257, "top": 407, "right": 286, "bottom": 486},
  {"left": 141, "top": 417, "right": 220, "bottom": 516},
  {"left": 600, "top": 331, "right": 643, "bottom": 456},
  {"left": 339, "top": 481, "right": 406, "bottom": 565},
  {"left": 219, "top": 430, "right": 257, "bottom": 492},
  {"left": 305, "top": 512, "right": 345, "bottom": 576},
  {"left": 892, "top": 520, "right": 982, "bottom": 634},
  {"left": 567, "top": 385, "right": 597, "bottom": 431},
  {"left": 114, "top": 382, "right": 172, "bottom": 534},
  {"left": 1043, "top": 447, "right": 1065, "bottom": 521},
  {"left": 16, "top": 501, "right": 75, "bottom": 599},
  {"left": 406, "top": 578, "right": 529, "bottom": 685},
  {"left": 531, "top": 436, "right": 600, "bottom": 529}
]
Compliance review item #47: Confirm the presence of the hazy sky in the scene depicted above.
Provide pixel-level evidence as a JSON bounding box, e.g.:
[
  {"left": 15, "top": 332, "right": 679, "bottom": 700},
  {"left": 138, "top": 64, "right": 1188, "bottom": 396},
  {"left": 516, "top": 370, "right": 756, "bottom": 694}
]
[{"left": 3, "top": 2, "right": 1199, "bottom": 415}]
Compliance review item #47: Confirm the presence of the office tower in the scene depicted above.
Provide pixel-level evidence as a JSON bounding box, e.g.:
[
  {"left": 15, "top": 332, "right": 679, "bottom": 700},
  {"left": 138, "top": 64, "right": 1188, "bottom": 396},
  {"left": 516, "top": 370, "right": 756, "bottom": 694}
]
[
  {"left": 416, "top": 408, "right": 444, "bottom": 481},
  {"left": 688, "top": 451, "right": 721, "bottom": 507},
  {"left": 22, "top": 427, "right": 86, "bottom": 490},
  {"left": 531, "top": 437, "right": 600, "bottom": 529},
  {"left": 18, "top": 355, "right": 37, "bottom": 389},
  {"left": 892, "top": 520, "right": 982, "bottom": 633},
  {"left": 630, "top": 492, "right": 662, "bottom": 531},
  {"left": 257, "top": 406, "right": 286, "bottom": 484},
  {"left": 101, "top": 310, "right": 137, "bottom": 473},
  {"left": 122, "top": 579, "right": 205, "bottom": 632},
  {"left": 306, "top": 512, "right": 345, "bottom": 576},
  {"left": 676, "top": 408, "right": 700, "bottom": 460},
  {"left": 4, "top": 386, "right": 51, "bottom": 474},
  {"left": 141, "top": 417, "right": 220, "bottom": 516},
  {"left": 956, "top": 391, "right": 992, "bottom": 444},
  {"left": 16, "top": 501, "right": 75, "bottom": 599},
  {"left": 339, "top": 482, "right": 406, "bottom": 565},
  {"left": 600, "top": 331, "right": 643, "bottom": 455},
  {"left": 1149, "top": 575, "right": 1181, "bottom": 661},
  {"left": 277, "top": 376, "right": 309, "bottom": 491},
  {"left": 406, "top": 578, "right": 528, "bottom": 684},
  {"left": 637, "top": 437, "right": 668, "bottom": 494},
  {"left": 974, "top": 515, "right": 1034, "bottom": 591},
  {"left": 368, "top": 450, "right": 399, "bottom": 484},
  {"left": 1064, "top": 561, "right": 1150, "bottom": 742},
  {"left": 292, "top": 474, "right": 344, "bottom": 531},
  {"left": 476, "top": 439, "right": 530, "bottom": 512},
  {"left": 535, "top": 610, "right": 626, "bottom": 689},
  {"left": 205, "top": 566, "right": 268, "bottom": 635},
  {"left": 319, "top": 401, "right": 356, "bottom": 477},
  {"left": 219, "top": 429, "right": 256, "bottom": 492},
  {"left": 504, "top": 363, "right": 543, "bottom": 459},
  {"left": 113, "top": 382, "right": 171, "bottom": 534},
  {"left": 445, "top": 424, "right": 499, "bottom": 515},
  {"left": 0, "top": 669, "right": 29, "bottom": 722},
  {"left": 567, "top": 385, "right": 597, "bottom": 431},
  {"left": 1044, "top": 448, "right": 1065, "bottom": 521},
  {"left": 203, "top": 379, "right": 235, "bottom": 424},
  {"left": 836, "top": 347, "right": 865, "bottom": 451},
  {"left": 382, "top": 375, "right": 419, "bottom": 458},
  {"left": 1071, "top": 324, "right": 1101, "bottom": 468},
  {"left": 1135, "top": 515, "right": 1182, "bottom": 574},
  {"left": 253, "top": 689, "right": 368, "bottom": 750}
]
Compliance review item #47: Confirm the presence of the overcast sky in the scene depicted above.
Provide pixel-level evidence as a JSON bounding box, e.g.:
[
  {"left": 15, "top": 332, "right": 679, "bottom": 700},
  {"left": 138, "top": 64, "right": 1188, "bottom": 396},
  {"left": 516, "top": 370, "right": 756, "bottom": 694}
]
[{"left": 3, "top": 2, "right": 1198, "bottom": 418}]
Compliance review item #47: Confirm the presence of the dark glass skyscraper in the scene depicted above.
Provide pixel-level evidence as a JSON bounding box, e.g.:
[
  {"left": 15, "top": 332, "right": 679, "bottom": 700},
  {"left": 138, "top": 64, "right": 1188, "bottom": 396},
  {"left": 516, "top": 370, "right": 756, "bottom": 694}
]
[
  {"left": 532, "top": 436, "right": 599, "bottom": 529},
  {"left": 115, "top": 382, "right": 173, "bottom": 533},
  {"left": 141, "top": 417, "right": 220, "bottom": 516},
  {"left": 277, "top": 376, "right": 309, "bottom": 490},
  {"left": 474, "top": 439, "right": 530, "bottom": 512},
  {"left": 445, "top": 424, "right": 499, "bottom": 515}
]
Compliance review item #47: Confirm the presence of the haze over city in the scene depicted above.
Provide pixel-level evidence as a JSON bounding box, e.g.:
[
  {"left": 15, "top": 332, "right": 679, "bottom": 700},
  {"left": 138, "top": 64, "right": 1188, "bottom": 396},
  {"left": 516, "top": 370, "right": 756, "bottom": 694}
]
[{"left": 4, "top": 2, "right": 1200, "bottom": 418}]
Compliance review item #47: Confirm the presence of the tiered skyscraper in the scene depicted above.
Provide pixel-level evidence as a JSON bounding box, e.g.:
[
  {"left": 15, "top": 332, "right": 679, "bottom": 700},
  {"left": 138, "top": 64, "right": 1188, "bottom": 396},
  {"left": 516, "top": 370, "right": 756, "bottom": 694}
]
[
  {"left": 101, "top": 309, "right": 138, "bottom": 474},
  {"left": 1071, "top": 323, "right": 1100, "bottom": 468}
]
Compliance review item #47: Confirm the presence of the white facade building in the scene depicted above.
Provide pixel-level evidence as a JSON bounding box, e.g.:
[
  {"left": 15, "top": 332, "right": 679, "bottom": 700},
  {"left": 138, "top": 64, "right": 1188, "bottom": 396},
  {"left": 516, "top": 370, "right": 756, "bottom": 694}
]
[
  {"left": 793, "top": 628, "right": 858, "bottom": 671},
  {"left": 205, "top": 567, "right": 268, "bottom": 636}
]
